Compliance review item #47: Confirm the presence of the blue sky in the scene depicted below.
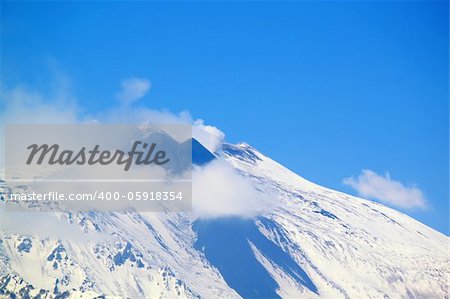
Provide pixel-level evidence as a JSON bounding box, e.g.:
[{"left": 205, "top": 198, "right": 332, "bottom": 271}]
[{"left": 1, "top": 1, "right": 448, "bottom": 234}]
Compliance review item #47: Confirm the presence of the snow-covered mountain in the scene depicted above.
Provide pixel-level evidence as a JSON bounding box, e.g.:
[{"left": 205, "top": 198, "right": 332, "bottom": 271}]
[{"left": 0, "top": 141, "right": 448, "bottom": 298}]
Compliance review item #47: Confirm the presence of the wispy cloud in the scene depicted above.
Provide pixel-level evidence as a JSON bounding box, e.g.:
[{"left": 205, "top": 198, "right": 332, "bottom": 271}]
[
  {"left": 0, "top": 71, "right": 224, "bottom": 166},
  {"left": 0, "top": 203, "right": 111, "bottom": 243},
  {"left": 343, "top": 170, "right": 428, "bottom": 209},
  {"left": 116, "top": 77, "right": 151, "bottom": 104}
]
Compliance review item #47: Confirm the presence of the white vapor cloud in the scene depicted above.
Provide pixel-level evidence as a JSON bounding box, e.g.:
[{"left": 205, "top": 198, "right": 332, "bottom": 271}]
[
  {"left": 343, "top": 170, "right": 428, "bottom": 209},
  {"left": 192, "top": 119, "right": 225, "bottom": 153},
  {"left": 116, "top": 77, "right": 151, "bottom": 104},
  {"left": 192, "top": 159, "right": 270, "bottom": 219}
]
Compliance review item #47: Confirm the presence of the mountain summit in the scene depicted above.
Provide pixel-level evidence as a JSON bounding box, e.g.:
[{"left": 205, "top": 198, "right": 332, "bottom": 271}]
[{"left": 0, "top": 141, "right": 448, "bottom": 298}]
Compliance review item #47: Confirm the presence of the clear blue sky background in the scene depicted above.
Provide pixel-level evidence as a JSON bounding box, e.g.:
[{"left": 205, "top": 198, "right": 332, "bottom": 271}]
[{"left": 1, "top": 1, "right": 448, "bottom": 234}]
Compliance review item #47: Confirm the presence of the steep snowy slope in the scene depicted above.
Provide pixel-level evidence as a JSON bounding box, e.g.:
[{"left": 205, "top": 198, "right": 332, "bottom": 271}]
[
  {"left": 218, "top": 143, "right": 449, "bottom": 298},
  {"left": 0, "top": 141, "right": 448, "bottom": 298}
]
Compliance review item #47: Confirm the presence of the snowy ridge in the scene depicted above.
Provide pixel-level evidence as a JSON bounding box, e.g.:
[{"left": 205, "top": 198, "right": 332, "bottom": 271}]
[
  {"left": 0, "top": 142, "right": 449, "bottom": 298},
  {"left": 220, "top": 143, "right": 449, "bottom": 298}
]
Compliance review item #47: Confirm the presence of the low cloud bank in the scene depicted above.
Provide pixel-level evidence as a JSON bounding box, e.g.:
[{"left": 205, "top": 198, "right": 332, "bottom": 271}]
[{"left": 343, "top": 169, "right": 428, "bottom": 210}]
